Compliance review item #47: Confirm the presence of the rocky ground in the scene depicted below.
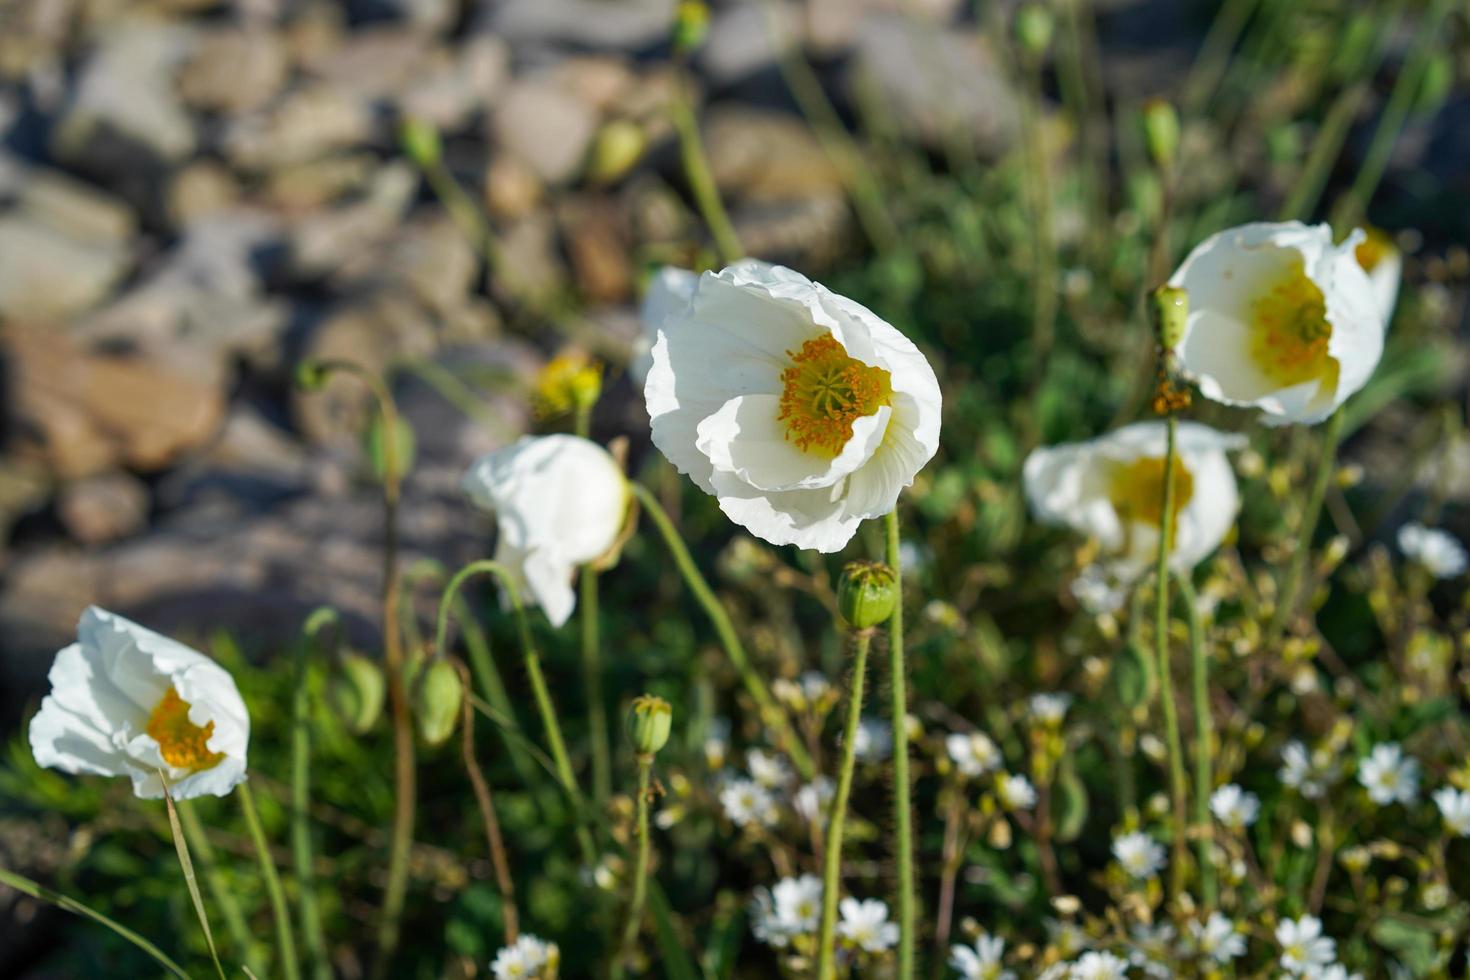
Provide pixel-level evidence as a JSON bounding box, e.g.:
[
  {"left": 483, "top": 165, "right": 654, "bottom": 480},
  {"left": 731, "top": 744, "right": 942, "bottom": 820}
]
[{"left": 0, "top": 0, "right": 1464, "bottom": 731}]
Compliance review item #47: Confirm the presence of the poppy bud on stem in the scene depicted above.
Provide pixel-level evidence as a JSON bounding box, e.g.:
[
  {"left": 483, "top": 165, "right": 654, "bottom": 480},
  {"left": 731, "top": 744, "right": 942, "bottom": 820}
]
[{"left": 615, "top": 697, "right": 671, "bottom": 978}]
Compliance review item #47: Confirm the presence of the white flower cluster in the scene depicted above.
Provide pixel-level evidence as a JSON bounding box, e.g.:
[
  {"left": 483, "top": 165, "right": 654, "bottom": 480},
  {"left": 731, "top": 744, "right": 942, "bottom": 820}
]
[
  {"left": 750, "top": 876, "right": 897, "bottom": 954},
  {"left": 490, "top": 934, "right": 560, "bottom": 980}
]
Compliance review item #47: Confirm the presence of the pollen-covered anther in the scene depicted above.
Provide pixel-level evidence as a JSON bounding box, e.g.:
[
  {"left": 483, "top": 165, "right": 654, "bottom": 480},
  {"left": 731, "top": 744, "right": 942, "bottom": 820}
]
[
  {"left": 777, "top": 334, "right": 892, "bottom": 458},
  {"left": 146, "top": 687, "right": 224, "bottom": 772},
  {"left": 1249, "top": 259, "right": 1338, "bottom": 389}
]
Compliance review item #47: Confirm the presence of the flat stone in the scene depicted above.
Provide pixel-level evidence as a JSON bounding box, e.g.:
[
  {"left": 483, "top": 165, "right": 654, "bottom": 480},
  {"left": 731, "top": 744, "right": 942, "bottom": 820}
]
[
  {"left": 478, "top": 0, "right": 676, "bottom": 51},
  {"left": 57, "top": 472, "right": 150, "bottom": 545},
  {"left": 178, "top": 28, "right": 289, "bottom": 114},
  {"left": 705, "top": 106, "right": 844, "bottom": 202},
  {"left": 0, "top": 218, "right": 130, "bottom": 320},
  {"left": 224, "top": 84, "right": 374, "bottom": 171},
  {"left": 492, "top": 78, "right": 599, "bottom": 185}
]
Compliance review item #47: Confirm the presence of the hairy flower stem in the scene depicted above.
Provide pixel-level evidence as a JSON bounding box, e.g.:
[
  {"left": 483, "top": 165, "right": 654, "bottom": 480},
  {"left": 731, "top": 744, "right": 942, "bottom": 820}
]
[
  {"left": 816, "top": 629, "right": 873, "bottom": 980},
  {"left": 295, "top": 614, "right": 335, "bottom": 980},
  {"left": 885, "top": 509, "right": 916, "bottom": 979},
  {"left": 455, "top": 658, "right": 519, "bottom": 945},
  {"left": 629, "top": 482, "right": 814, "bottom": 779},
  {"left": 614, "top": 757, "right": 655, "bottom": 978},
  {"left": 1268, "top": 409, "right": 1344, "bottom": 645},
  {"left": 434, "top": 559, "right": 597, "bottom": 868},
  {"left": 297, "top": 361, "right": 415, "bottom": 980},
  {"left": 1175, "top": 573, "right": 1217, "bottom": 909},
  {"left": 669, "top": 57, "right": 743, "bottom": 265},
  {"left": 572, "top": 405, "right": 613, "bottom": 805},
  {"left": 175, "top": 801, "right": 264, "bottom": 976},
  {"left": 1152, "top": 415, "right": 1190, "bottom": 905},
  {"left": 238, "top": 782, "right": 301, "bottom": 980}
]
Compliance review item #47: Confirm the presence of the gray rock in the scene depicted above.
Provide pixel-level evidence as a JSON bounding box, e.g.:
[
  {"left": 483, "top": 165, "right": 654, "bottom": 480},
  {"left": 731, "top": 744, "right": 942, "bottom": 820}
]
[
  {"left": 178, "top": 28, "right": 289, "bottom": 114},
  {"left": 695, "top": 1, "right": 799, "bottom": 85},
  {"left": 224, "top": 84, "right": 374, "bottom": 171},
  {"left": 492, "top": 78, "right": 600, "bottom": 185},
  {"left": 847, "top": 15, "right": 1018, "bottom": 156},
  {"left": 807, "top": 0, "right": 963, "bottom": 53},
  {"left": 289, "top": 162, "right": 418, "bottom": 279},
  {"left": 304, "top": 27, "right": 433, "bottom": 101},
  {"left": 704, "top": 106, "right": 844, "bottom": 202},
  {"left": 57, "top": 472, "right": 151, "bottom": 545},
  {"left": 382, "top": 214, "right": 480, "bottom": 317},
  {"left": 0, "top": 218, "right": 130, "bottom": 320},
  {"left": 478, "top": 0, "right": 676, "bottom": 51},
  {"left": 400, "top": 35, "right": 510, "bottom": 131},
  {"left": 13, "top": 167, "right": 137, "bottom": 244}
]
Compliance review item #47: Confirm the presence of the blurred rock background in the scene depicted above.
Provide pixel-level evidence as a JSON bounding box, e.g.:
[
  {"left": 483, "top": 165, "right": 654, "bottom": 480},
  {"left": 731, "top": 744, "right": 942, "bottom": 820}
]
[{"left": 0, "top": 0, "right": 1465, "bottom": 732}]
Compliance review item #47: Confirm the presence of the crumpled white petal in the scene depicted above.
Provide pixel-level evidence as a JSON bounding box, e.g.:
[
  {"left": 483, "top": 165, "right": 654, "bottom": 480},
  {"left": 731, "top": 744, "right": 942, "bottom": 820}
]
[
  {"left": 645, "top": 260, "right": 942, "bottom": 552},
  {"left": 28, "top": 606, "right": 250, "bottom": 801},
  {"left": 631, "top": 266, "right": 700, "bottom": 386},
  {"left": 1024, "top": 421, "right": 1245, "bottom": 582},
  {"left": 1169, "top": 221, "right": 1385, "bottom": 426},
  {"left": 462, "top": 434, "right": 629, "bottom": 627}
]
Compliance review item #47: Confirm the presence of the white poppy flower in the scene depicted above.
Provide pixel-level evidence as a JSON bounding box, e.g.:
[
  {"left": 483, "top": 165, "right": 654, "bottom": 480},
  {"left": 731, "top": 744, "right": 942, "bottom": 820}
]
[
  {"left": 28, "top": 606, "right": 250, "bottom": 801},
  {"left": 631, "top": 265, "right": 700, "bottom": 386},
  {"left": 1397, "top": 523, "right": 1468, "bottom": 579},
  {"left": 1354, "top": 227, "right": 1401, "bottom": 324},
  {"left": 462, "top": 434, "right": 629, "bottom": 629},
  {"left": 1024, "top": 421, "right": 1245, "bottom": 580},
  {"left": 644, "top": 260, "right": 942, "bottom": 552},
  {"left": 1168, "top": 221, "right": 1385, "bottom": 426}
]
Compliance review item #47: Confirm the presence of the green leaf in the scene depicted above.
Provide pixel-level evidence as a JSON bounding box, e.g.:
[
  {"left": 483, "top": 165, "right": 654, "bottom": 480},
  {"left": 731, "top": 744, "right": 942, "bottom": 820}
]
[{"left": 648, "top": 883, "right": 699, "bottom": 980}]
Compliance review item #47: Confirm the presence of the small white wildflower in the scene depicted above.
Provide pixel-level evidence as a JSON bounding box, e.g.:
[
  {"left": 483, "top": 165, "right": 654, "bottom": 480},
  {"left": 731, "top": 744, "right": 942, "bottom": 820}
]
[
  {"left": 1046, "top": 919, "right": 1091, "bottom": 957},
  {"left": 1029, "top": 693, "right": 1073, "bottom": 725},
  {"left": 720, "top": 778, "right": 776, "bottom": 828},
  {"left": 949, "top": 932, "right": 1014, "bottom": 980},
  {"left": 1432, "top": 786, "right": 1470, "bottom": 836},
  {"left": 490, "top": 934, "right": 559, "bottom": 979},
  {"left": 1357, "top": 742, "right": 1419, "bottom": 806},
  {"left": 837, "top": 897, "right": 899, "bottom": 953},
  {"left": 800, "top": 670, "right": 833, "bottom": 704},
  {"left": 1127, "top": 922, "right": 1176, "bottom": 978},
  {"left": 746, "top": 748, "right": 791, "bottom": 789},
  {"left": 1189, "top": 912, "right": 1246, "bottom": 963},
  {"left": 1112, "top": 831, "right": 1166, "bottom": 879},
  {"left": 1276, "top": 915, "right": 1336, "bottom": 975},
  {"left": 1069, "top": 565, "right": 1129, "bottom": 615},
  {"left": 1279, "top": 740, "right": 1336, "bottom": 799},
  {"left": 1210, "top": 784, "right": 1261, "bottom": 829},
  {"left": 703, "top": 717, "right": 730, "bottom": 770},
  {"left": 793, "top": 777, "right": 834, "bottom": 824},
  {"left": 854, "top": 716, "right": 893, "bottom": 762},
  {"left": 995, "top": 772, "right": 1038, "bottom": 811},
  {"left": 946, "top": 732, "right": 1001, "bottom": 778},
  {"left": 1398, "top": 523, "right": 1468, "bottom": 579},
  {"left": 1316, "top": 966, "right": 1363, "bottom": 980},
  {"left": 1070, "top": 951, "right": 1130, "bottom": 980}
]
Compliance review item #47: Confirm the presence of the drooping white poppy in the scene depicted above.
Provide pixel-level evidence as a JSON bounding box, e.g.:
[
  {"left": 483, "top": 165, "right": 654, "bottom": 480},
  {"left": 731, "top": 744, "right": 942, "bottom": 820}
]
[
  {"left": 462, "top": 434, "right": 629, "bottom": 628},
  {"left": 29, "top": 606, "right": 250, "bottom": 801},
  {"left": 644, "top": 260, "right": 942, "bottom": 552},
  {"left": 1353, "top": 226, "right": 1401, "bottom": 324},
  {"left": 1023, "top": 421, "right": 1244, "bottom": 582},
  {"left": 1168, "top": 221, "right": 1385, "bottom": 426},
  {"left": 630, "top": 266, "right": 700, "bottom": 386}
]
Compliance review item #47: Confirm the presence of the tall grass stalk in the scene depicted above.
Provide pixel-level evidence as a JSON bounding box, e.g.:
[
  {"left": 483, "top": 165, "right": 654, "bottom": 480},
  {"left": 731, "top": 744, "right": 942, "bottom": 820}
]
[
  {"left": 237, "top": 781, "right": 301, "bottom": 980},
  {"left": 160, "top": 780, "right": 227, "bottom": 980},
  {"left": 1175, "top": 573, "right": 1217, "bottom": 908},
  {"left": 175, "top": 799, "right": 264, "bottom": 975},
  {"left": 884, "top": 509, "right": 915, "bottom": 979}
]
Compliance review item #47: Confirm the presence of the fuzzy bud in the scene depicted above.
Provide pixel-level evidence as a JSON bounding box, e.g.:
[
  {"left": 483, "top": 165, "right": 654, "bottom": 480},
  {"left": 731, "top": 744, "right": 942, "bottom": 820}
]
[
  {"left": 328, "top": 651, "right": 386, "bottom": 734},
  {"left": 399, "top": 117, "right": 442, "bottom": 170},
  {"left": 1014, "top": 3, "right": 1055, "bottom": 58},
  {"left": 627, "top": 694, "right": 673, "bottom": 756},
  {"left": 1150, "top": 284, "right": 1189, "bottom": 350},
  {"left": 587, "top": 119, "right": 647, "bottom": 185},
  {"left": 1141, "top": 99, "right": 1180, "bottom": 173},
  {"left": 837, "top": 561, "right": 899, "bottom": 630},
  {"left": 365, "top": 414, "right": 416, "bottom": 485},
  {"left": 411, "top": 658, "right": 464, "bottom": 747}
]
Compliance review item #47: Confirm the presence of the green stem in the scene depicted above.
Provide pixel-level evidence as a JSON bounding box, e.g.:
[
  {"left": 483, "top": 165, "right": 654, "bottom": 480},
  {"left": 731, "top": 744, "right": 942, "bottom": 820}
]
[
  {"left": 454, "top": 593, "right": 540, "bottom": 788},
  {"left": 1176, "top": 573, "right": 1217, "bottom": 908},
  {"left": 575, "top": 405, "right": 612, "bottom": 805},
  {"left": 1332, "top": 0, "right": 1453, "bottom": 231},
  {"left": 455, "top": 659, "right": 519, "bottom": 945},
  {"left": 1182, "top": 0, "right": 1261, "bottom": 113},
  {"left": 175, "top": 800, "right": 264, "bottom": 976},
  {"left": 816, "top": 629, "right": 873, "bottom": 980},
  {"left": 1153, "top": 415, "right": 1189, "bottom": 905},
  {"left": 435, "top": 559, "right": 597, "bottom": 867},
  {"left": 629, "top": 482, "right": 814, "bottom": 779},
  {"left": 293, "top": 634, "right": 332, "bottom": 980},
  {"left": 669, "top": 63, "right": 744, "bottom": 265},
  {"left": 0, "top": 867, "right": 190, "bottom": 979},
  {"left": 614, "top": 758, "right": 655, "bottom": 977},
  {"left": 160, "top": 784, "right": 226, "bottom": 980},
  {"left": 1018, "top": 49, "right": 1057, "bottom": 389},
  {"left": 238, "top": 782, "right": 301, "bottom": 980},
  {"left": 1268, "top": 409, "right": 1344, "bottom": 643},
  {"left": 885, "top": 510, "right": 915, "bottom": 979}
]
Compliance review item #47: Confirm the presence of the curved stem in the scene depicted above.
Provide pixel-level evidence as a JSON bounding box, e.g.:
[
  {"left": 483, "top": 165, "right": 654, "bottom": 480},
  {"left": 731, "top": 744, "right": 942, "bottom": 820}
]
[
  {"left": 1175, "top": 572, "right": 1217, "bottom": 910},
  {"left": 629, "top": 482, "right": 814, "bottom": 779},
  {"left": 816, "top": 629, "right": 872, "bottom": 980},
  {"left": 1153, "top": 415, "right": 1189, "bottom": 905},
  {"left": 669, "top": 61, "right": 743, "bottom": 265},
  {"left": 435, "top": 559, "right": 596, "bottom": 867},
  {"left": 175, "top": 800, "right": 264, "bottom": 976},
  {"left": 238, "top": 782, "right": 301, "bottom": 980},
  {"left": 614, "top": 758, "right": 655, "bottom": 977},
  {"left": 885, "top": 509, "right": 915, "bottom": 979},
  {"left": 455, "top": 658, "right": 519, "bottom": 945},
  {"left": 1267, "top": 409, "right": 1344, "bottom": 644},
  {"left": 573, "top": 406, "right": 612, "bottom": 805}
]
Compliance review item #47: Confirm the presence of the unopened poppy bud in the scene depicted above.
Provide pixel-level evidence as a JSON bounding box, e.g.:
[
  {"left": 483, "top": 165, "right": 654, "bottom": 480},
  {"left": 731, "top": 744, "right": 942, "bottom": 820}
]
[
  {"left": 838, "top": 561, "right": 899, "bottom": 630},
  {"left": 1150, "top": 285, "right": 1189, "bottom": 350},
  {"left": 399, "top": 117, "right": 442, "bottom": 170},
  {"left": 1015, "top": 3, "right": 1054, "bottom": 57},
  {"left": 627, "top": 694, "right": 673, "bottom": 756},
  {"left": 365, "top": 414, "right": 416, "bottom": 484},
  {"left": 673, "top": 0, "right": 709, "bottom": 53},
  {"left": 294, "top": 359, "right": 331, "bottom": 392},
  {"left": 411, "top": 658, "right": 464, "bottom": 747},
  {"left": 587, "top": 119, "right": 647, "bottom": 185},
  {"left": 1141, "top": 99, "right": 1180, "bottom": 173},
  {"left": 328, "top": 651, "right": 386, "bottom": 734}
]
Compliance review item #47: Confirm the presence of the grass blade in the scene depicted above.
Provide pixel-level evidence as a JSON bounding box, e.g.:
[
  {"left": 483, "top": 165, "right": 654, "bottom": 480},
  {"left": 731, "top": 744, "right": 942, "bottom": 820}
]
[{"left": 162, "top": 775, "right": 228, "bottom": 980}]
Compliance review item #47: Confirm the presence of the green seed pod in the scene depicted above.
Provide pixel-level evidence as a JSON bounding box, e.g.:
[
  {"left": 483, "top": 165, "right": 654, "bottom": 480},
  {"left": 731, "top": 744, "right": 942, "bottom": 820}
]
[
  {"left": 411, "top": 658, "right": 464, "bottom": 748},
  {"left": 399, "top": 117, "right": 442, "bottom": 170},
  {"left": 627, "top": 694, "right": 673, "bottom": 756},
  {"left": 1141, "top": 99, "right": 1180, "bottom": 174},
  {"left": 365, "top": 414, "right": 416, "bottom": 485},
  {"left": 1114, "top": 638, "right": 1155, "bottom": 709},
  {"left": 1014, "top": 3, "right": 1055, "bottom": 58},
  {"left": 328, "top": 651, "right": 387, "bottom": 735},
  {"left": 1149, "top": 284, "right": 1189, "bottom": 350},
  {"left": 587, "top": 119, "right": 647, "bottom": 185},
  {"left": 837, "top": 561, "right": 899, "bottom": 630},
  {"left": 1051, "top": 759, "right": 1090, "bottom": 843}
]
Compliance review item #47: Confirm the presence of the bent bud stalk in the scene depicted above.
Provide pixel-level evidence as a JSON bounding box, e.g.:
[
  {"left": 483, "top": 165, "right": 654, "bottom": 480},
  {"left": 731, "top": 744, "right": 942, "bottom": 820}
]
[
  {"left": 454, "top": 658, "right": 519, "bottom": 945},
  {"left": 816, "top": 628, "right": 873, "bottom": 980}
]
